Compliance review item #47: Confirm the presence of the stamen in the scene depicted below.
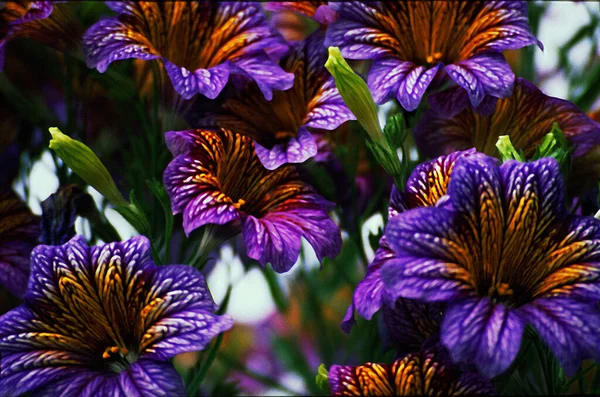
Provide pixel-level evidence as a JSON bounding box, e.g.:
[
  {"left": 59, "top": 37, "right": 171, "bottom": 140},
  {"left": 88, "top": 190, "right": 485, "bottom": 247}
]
[{"left": 426, "top": 52, "right": 443, "bottom": 65}]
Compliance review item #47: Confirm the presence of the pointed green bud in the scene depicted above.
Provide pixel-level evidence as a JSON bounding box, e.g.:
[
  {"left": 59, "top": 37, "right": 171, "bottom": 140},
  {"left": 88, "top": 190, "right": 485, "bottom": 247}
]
[
  {"left": 315, "top": 363, "right": 330, "bottom": 392},
  {"left": 49, "top": 127, "right": 128, "bottom": 207},
  {"left": 532, "top": 122, "right": 572, "bottom": 171},
  {"left": 496, "top": 135, "right": 525, "bottom": 162},
  {"left": 325, "top": 46, "right": 384, "bottom": 144}
]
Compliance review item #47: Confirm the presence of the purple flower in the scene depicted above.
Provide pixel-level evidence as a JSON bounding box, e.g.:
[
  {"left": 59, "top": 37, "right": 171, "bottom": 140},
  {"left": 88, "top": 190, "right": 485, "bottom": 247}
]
[
  {"left": 329, "top": 346, "right": 494, "bottom": 396},
  {"left": 416, "top": 78, "right": 600, "bottom": 159},
  {"left": 0, "top": 190, "right": 40, "bottom": 298},
  {"left": 83, "top": 2, "right": 294, "bottom": 100},
  {"left": 191, "top": 30, "right": 354, "bottom": 170},
  {"left": 163, "top": 128, "right": 341, "bottom": 273},
  {"left": 381, "top": 153, "right": 600, "bottom": 377},
  {"left": 0, "top": 235, "right": 233, "bottom": 396},
  {"left": 264, "top": 1, "right": 337, "bottom": 25},
  {"left": 0, "top": 1, "right": 81, "bottom": 71},
  {"left": 343, "top": 150, "right": 474, "bottom": 334},
  {"left": 325, "top": 1, "right": 541, "bottom": 111}
]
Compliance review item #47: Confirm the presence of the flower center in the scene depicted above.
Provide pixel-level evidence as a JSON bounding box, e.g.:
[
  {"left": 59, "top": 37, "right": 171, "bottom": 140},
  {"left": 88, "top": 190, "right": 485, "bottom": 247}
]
[
  {"left": 425, "top": 52, "right": 443, "bottom": 65},
  {"left": 274, "top": 130, "right": 298, "bottom": 141},
  {"left": 102, "top": 346, "right": 137, "bottom": 373}
]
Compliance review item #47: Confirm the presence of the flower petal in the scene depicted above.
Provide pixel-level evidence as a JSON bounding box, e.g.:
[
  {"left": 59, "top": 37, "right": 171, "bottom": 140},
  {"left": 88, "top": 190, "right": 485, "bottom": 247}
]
[
  {"left": 415, "top": 78, "right": 600, "bottom": 159},
  {"left": 442, "top": 297, "right": 525, "bottom": 378},
  {"left": 445, "top": 52, "right": 514, "bottom": 107},
  {"left": 83, "top": 2, "right": 290, "bottom": 99},
  {"left": 254, "top": 127, "right": 318, "bottom": 170},
  {"left": 140, "top": 265, "right": 233, "bottom": 360},
  {"left": 519, "top": 297, "right": 600, "bottom": 375}
]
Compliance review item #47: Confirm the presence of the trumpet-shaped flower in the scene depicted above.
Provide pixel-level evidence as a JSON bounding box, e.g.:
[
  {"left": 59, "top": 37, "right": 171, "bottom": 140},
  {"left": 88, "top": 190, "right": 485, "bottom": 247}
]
[
  {"left": 0, "top": 190, "right": 40, "bottom": 298},
  {"left": 0, "top": 235, "right": 233, "bottom": 396},
  {"left": 192, "top": 30, "right": 354, "bottom": 170},
  {"left": 329, "top": 347, "right": 493, "bottom": 396},
  {"left": 381, "top": 153, "right": 600, "bottom": 377},
  {"left": 163, "top": 128, "right": 341, "bottom": 272},
  {"left": 325, "top": 1, "right": 541, "bottom": 111},
  {"left": 0, "top": 1, "right": 81, "bottom": 71},
  {"left": 415, "top": 78, "right": 600, "bottom": 160},
  {"left": 83, "top": 1, "right": 293, "bottom": 100},
  {"left": 346, "top": 150, "right": 474, "bottom": 326}
]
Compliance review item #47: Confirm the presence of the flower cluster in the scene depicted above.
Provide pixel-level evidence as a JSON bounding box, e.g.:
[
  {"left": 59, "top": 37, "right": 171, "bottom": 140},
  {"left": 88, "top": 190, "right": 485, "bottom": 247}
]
[{"left": 1, "top": 1, "right": 599, "bottom": 396}]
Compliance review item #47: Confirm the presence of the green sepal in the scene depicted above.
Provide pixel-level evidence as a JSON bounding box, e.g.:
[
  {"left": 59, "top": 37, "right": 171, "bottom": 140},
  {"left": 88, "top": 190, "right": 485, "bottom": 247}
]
[{"left": 496, "top": 135, "right": 525, "bottom": 162}]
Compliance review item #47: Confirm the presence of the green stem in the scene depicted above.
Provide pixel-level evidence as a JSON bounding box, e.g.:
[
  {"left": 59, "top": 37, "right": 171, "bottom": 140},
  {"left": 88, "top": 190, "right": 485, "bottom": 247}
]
[
  {"left": 216, "top": 352, "right": 300, "bottom": 395},
  {"left": 261, "top": 266, "right": 289, "bottom": 313}
]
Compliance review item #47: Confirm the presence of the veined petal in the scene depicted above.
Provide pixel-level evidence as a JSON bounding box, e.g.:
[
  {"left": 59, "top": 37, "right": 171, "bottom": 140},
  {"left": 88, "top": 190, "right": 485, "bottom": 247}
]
[
  {"left": 445, "top": 52, "right": 514, "bottom": 107},
  {"left": 326, "top": 1, "right": 539, "bottom": 110},
  {"left": 0, "top": 190, "right": 40, "bottom": 297},
  {"left": 163, "top": 128, "right": 341, "bottom": 272},
  {"left": 83, "top": 2, "right": 290, "bottom": 99},
  {"left": 190, "top": 29, "right": 351, "bottom": 168},
  {"left": 0, "top": 1, "right": 82, "bottom": 71},
  {"left": 519, "top": 298, "right": 600, "bottom": 375},
  {"left": 415, "top": 78, "right": 600, "bottom": 159},
  {"left": 254, "top": 127, "right": 318, "bottom": 170},
  {"left": 329, "top": 347, "right": 494, "bottom": 395},
  {"left": 0, "top": 236, "right": 231, "bottom": 393},
  {"left": 442, "top": 297, "right": 525, "bottom": 378}
]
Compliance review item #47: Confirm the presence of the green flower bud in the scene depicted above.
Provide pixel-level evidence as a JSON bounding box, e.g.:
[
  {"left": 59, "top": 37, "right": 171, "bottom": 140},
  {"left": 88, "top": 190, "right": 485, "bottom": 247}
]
[
  {"left": 49, "top": 127, "right": 128, "bottom": 207},
  {"left": 315, "top": 363, "right": 330, "bottom": 392},
  {"left": 325, "top": 46, "right": 384, "bottom": 144}
]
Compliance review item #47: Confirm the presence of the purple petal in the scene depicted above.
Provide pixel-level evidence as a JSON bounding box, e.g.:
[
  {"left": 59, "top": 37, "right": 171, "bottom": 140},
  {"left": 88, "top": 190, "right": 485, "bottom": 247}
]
[
  {"left": 519, "top": 297, "right": 600, "bottom": 375},
  {"left": 163, "top": 61, "right": 231, "bottom": 100},
  {"left": 442, "top": 297, "right": 525, "bottom": 378},
  {"left": 340, "top": 304, "right": 356, "bottom": 334},
  {"left": 254, "top": 127, "right": 318, "bottom": 170},
  {"left": 445, "top": 52, "right": 514, "bottom": 107},
  {"left": 428, "top": 87, "right": 472, "bottom": 118},
  {"left": 368, "top": 58, "right": 439, "bottom": 109},
  {"left": 242, "top": 214, "right": 304, "bottom": 272},
  {"left": 353, "top": 242, "right": 394, "bottom": 320},
  {"left": 381, "top": 299, "right": 443, "bottom": 353},
  {"left": 82, "top": 17, "right": 159, "bottom": 73},
  {"left": 229, "top": 53, "right": 294, "bottom": 101},
  {"left": 313, "top": 5, "right": 337, "bottom": 25},
  {"left": 242, "top": 198, "right": 341, "bottom": 272},
  {"left": 117, "top": 360, "right": 186, "bottom": 396},
  {"left": 140, "top": 265, "right": 233, "bottom": 360},
  {"left": 163, "top": 154, "right": 241, "bottom": 235}
]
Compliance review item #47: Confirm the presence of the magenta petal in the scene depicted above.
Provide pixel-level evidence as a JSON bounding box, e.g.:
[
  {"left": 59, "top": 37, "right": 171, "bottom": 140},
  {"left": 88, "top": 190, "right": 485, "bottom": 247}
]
[
  {"left": 163, "top": 154, "right": 241, "bottom": 235},
  {"left": 254, "top": 127, "right": 318, "bottom": 170},
  {"left": 445, "top": 53, "right": 514, "bottom": 107},
  {"left": 519, "top": 298, "right": 600, "bottom": 375},
  {"left": 242, "top": 199, "right": 340, "bottom": 272},
  {"left": 442, "top": 297, "right": 525, "bottom": 378},
  {"left": 163, "top": 60, "right": 231, "bottom": 100}
]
